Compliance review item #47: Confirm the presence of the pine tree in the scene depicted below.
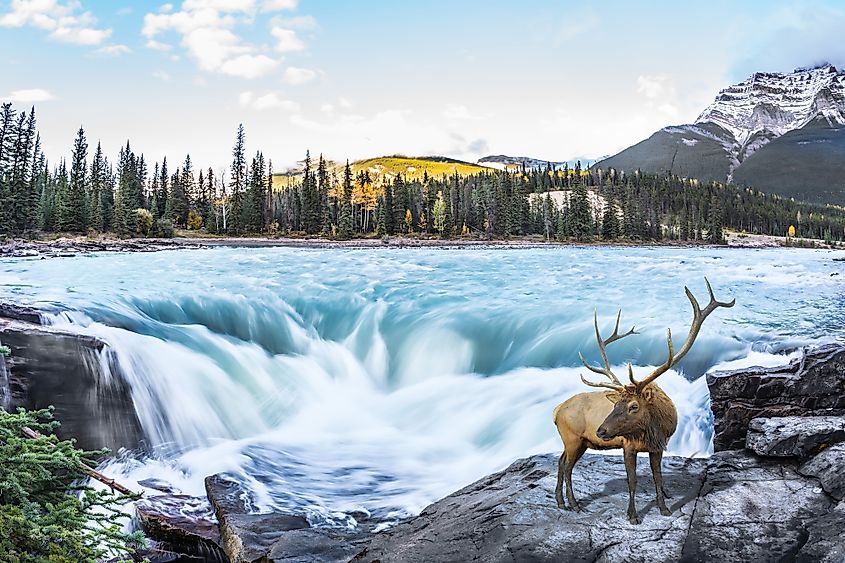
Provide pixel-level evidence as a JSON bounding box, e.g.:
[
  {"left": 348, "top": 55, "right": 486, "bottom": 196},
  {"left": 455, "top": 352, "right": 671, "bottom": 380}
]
[
  {"left": 89, "top": 142, "right": 106, "bottom": 231},
  {"left": 707, "top": 194, "right": 724, "bottom": 244},
  {"left": 337, "top": 160, "right": 353, "bottom": 240},
  {"left": 601, "top": 200, "right": 621, "bottom": 240},
  {"left": 57, "top": 127, "right": 87, "bottom": 232},
  {"left": 228, "top": 124, "right": 246, "bottom": 235},
  {"left": 570, "top": 183, "right": 593, "bottom": 241}
]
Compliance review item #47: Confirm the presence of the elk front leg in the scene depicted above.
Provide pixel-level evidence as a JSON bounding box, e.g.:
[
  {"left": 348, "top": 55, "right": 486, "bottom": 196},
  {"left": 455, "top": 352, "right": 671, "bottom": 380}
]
[
  {"left": 623, "top": 447, "right": 640, "bottom": 524},
  {"left": 649, "top": 451, "right": 671, "bottom": 516}
]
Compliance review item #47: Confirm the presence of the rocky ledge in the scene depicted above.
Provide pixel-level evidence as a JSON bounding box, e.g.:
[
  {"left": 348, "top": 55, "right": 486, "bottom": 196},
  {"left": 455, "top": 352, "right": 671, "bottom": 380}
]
[
  {"left": 708, "top": 344, "right": 845, "bottom": 451},
  {"left": 0, "top": 236, "right": 204, "bottom": 259},
  {"left": 136, "top": 344, "right": 845, "bottom": 562}
]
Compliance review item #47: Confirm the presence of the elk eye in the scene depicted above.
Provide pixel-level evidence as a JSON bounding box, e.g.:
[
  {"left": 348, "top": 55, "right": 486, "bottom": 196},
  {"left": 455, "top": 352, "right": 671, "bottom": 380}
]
[{"left": 628, "top": 403, "right": 639, "bottom": 413}]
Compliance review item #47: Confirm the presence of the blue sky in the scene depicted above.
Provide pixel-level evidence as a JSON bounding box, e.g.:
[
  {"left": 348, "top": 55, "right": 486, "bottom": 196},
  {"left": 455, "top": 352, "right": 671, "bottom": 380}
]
[{"left": 2, "top": 0, "right": 844, "bottom": 172}]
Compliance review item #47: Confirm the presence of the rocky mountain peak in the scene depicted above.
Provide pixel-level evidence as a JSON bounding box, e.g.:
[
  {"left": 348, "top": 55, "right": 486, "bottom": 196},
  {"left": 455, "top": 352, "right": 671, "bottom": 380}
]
[{"left": 695, "top": 64, "right": 845, "bottom": 147}]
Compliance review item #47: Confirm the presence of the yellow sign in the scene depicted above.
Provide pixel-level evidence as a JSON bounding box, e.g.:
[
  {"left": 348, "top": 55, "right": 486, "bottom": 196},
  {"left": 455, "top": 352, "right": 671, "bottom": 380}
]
[{"left": 788, "top": 225, "right": 796, "bottom": 237}]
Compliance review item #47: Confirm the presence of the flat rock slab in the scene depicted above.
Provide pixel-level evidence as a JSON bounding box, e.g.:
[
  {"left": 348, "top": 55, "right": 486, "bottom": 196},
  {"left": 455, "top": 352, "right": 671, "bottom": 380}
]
[
  {"left": 352, "top": 453, "right": 708, "bottom": 563},
  {"left": 746, "top": 415, "right": 845, "bottom": 457},
  {"left": 681, "top": 450, "right": 837, "bottom": 562}
]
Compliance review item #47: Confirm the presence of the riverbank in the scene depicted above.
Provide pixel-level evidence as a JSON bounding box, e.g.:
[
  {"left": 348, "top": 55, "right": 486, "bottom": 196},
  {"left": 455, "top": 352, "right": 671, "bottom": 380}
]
[{"left": 0, "top": 230, "right": 833, "bottom": 258}]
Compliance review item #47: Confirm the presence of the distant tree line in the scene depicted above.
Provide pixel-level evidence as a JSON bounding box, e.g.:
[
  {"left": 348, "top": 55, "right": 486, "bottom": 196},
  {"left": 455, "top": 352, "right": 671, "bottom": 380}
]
[
  {"left": 2, "top": 101, "right": 844, "bottom": 243},
  {"left": 275, "top": 159, "right": 845, "bottom": 244}
]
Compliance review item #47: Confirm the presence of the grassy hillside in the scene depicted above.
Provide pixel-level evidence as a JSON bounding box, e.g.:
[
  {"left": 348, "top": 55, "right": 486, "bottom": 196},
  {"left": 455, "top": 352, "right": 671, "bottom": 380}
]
[
  {"left": 731, "top": 118, "right": 845, "bottom": 205},
  {"left": 272, "top": 156, "right": 491, "bottom": 190}
]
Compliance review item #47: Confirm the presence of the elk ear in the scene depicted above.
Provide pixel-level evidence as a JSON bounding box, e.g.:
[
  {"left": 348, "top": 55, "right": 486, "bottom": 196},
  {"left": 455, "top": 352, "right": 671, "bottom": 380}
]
[
  {"left": 605, "top": 391, "right": 622, "bottom": 404},
  {"left": 641, "top": 386, "right": 654, "bottom": 403}
]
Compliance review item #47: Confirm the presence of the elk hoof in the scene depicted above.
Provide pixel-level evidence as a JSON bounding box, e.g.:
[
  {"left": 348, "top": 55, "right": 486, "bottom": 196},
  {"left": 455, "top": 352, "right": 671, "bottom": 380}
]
[
  {"left": 628, "top": 513, "right": 641, "bottom": 525},
  {"left": 570, "top": 502, "right": 582, "bottom": 513},
  {"left": 556, "top": 499, "right": 565, "bottom": 509},
  {"left": 660, "top": 506, "right": 671, "bottom": 516}
]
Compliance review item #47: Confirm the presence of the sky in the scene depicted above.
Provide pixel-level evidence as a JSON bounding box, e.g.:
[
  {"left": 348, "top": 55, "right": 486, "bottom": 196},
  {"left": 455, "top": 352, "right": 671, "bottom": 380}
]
[{"left": 1, "top": 0, "right": 845, "bottom": 172}]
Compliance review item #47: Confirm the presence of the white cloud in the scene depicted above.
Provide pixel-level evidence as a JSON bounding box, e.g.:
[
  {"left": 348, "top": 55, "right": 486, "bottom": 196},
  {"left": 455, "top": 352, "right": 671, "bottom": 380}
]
[
  {"left": 152, "top": 70, "right": 171, "bottom": 81},
  {"left": 637, "top": 75, "right": 671, "bottom": 99},
  {"left": 0, "top": 0, "right": 112, "bottom": 45},
  {"left": 282, "top": 66, "right": 316, "bottom": 85},
  {"left": 143, "top": 1, "right": 313, "bottom": 79},
  {"left": 239, "top": 91, "right": 300, "bottom": 111},
  {"left": 220, "top": 54, "right": 279, "bottom": 78},
  {"left": 5, "top": 88, "right": 55, "bottom": 103},
  {"left": 95, "top": 44, "right": 131, "bottom": 56},
  {"left": 271, "top": 27, "right": 304, "bottom": 52}
]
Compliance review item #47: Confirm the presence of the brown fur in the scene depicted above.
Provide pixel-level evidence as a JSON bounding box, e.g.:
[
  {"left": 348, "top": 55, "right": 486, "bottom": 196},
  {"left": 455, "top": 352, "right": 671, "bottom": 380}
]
[{"left": 553, "top": 383, "right": 678, "bottom": 524}]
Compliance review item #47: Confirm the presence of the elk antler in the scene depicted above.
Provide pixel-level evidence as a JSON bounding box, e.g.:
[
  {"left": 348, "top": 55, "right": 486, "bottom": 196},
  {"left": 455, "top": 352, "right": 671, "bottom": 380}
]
[
  {"left": 630, "top": 277, "right": 735, "bottom": 390},
  {"left": 579, "top": 309, "right": 637, "bottom": 391}
]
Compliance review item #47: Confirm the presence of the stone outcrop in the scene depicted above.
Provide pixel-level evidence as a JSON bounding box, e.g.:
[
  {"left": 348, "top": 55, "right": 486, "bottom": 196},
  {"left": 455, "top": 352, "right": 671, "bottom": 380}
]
[
  {"left": 204, "top": 475, "right": 368, "bottom": 563},
  {"left": 707, "top": 345, "right": 845, "bottom": 451},
  {"left": 354, "top": 454, "right": 707, "bottom": 563},
  {"left": 799, "top": 442, "right": 845, "bottom": 501},
  {"left": 746, "top": 415, "right": 845, "bottom": 457},
  {"left": 136, "top": 494, "right": 227, "bottom": 561},
  {"left": 0, "top": 305, "right": 144, "bottom": 451}
]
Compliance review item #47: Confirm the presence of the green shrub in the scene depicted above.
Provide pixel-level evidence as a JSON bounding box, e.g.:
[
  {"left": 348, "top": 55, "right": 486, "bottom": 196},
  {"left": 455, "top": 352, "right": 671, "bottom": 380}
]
[
  {"left": 134, "top": 209, "right": 154, "bottom": 237},
  {"left": 0, "top": 407, "right": 145, "bottom": 562},
  {"left": 154, "top": 218, "right": 175, "bottom": 238}
]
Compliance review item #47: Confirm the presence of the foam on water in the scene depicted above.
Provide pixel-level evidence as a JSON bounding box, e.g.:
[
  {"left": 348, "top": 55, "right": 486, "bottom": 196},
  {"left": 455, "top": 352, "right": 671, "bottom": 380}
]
[{"left": 1, "top": 246, "right": 843, "bottom": 525}]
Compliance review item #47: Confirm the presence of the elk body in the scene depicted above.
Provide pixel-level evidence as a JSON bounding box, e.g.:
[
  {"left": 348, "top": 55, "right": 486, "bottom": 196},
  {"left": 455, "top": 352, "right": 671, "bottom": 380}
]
[{"left": 553, "top": 280, "right": 734, "bottom": 524}]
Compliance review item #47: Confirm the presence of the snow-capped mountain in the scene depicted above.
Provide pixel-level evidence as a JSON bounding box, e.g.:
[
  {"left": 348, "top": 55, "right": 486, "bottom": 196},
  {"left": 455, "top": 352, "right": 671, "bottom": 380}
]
[
  {"left": 595, "top": 64, "right": 845, "bottom": 204},
  {"left": 696, "top": 63, "right": 845, "bottom": 158}
]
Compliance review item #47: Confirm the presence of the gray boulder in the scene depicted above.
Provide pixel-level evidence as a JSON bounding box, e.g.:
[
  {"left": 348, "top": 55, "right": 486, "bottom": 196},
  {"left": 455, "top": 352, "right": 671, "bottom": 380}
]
[
  {"left": 204, "top": 474, "right": 367, "bottom": 563},
  {"left": 746, "top": 415, "right": 845, "bottom": 457},
  {"left": 0, "top": 316, "right": 144, "bottom": 451},
  {"left": 799, "top": 442, "right": 845, "bottom": 501}
]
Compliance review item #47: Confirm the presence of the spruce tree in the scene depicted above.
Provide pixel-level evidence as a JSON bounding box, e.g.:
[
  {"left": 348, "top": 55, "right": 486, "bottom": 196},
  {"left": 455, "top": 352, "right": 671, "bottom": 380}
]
[
  {"left": 337, "top": 160, "right": 353, "bottom": 239},
  {"left": 57, "top": 127, "right": 87, "bottom": 232},
  {"left": 228, "top": 124, "right": 246, "bottom": 235},
  {"left": 601, "top": 200, "right": 620, "bottom": 240},
  {"left": 707, "top": 194, "right": 724, "bottom": 244},
  {"left": 89, "top": 142, "right": 106, "bottom": 231}
]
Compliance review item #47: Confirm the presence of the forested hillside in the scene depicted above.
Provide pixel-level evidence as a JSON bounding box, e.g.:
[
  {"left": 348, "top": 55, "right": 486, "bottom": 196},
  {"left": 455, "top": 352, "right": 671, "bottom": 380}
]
[{"left": 2, "top": 102, "right": 844, "bottom": 243}]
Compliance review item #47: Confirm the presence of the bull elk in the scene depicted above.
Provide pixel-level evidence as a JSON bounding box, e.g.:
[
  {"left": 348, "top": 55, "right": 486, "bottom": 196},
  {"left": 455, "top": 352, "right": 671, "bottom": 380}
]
[{"left": 553, "top": 279, "right": 734, "bottom": 524}]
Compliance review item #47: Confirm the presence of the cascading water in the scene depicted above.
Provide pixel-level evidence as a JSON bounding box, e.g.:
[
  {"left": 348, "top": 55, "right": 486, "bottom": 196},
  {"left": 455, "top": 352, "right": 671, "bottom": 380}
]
[{"left": 1, "top": 246, "right": 841, "bottom": 526}]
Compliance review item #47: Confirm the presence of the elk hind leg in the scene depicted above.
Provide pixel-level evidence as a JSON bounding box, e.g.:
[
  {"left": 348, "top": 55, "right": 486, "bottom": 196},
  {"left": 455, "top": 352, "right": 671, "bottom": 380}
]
[{"left": 563, "top": 441, "right": 587, "bottom": 512}]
